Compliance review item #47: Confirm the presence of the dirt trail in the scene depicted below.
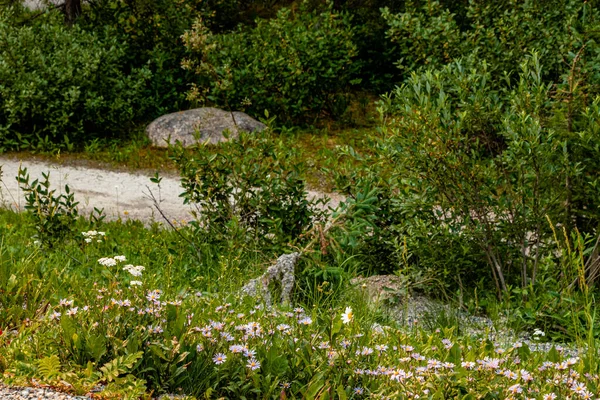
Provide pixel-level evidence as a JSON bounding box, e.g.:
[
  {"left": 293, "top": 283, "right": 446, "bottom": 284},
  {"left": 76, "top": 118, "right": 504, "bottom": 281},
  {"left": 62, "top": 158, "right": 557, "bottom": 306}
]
[{"left": 0, "top": 155, "right": 342, "bottom": 225}]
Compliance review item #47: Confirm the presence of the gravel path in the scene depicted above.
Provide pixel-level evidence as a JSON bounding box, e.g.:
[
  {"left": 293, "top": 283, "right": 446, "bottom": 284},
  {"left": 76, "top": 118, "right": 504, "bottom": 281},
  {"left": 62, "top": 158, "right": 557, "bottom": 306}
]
[{"left": 0, "top": 155, "right": 342, "bottom": 225}]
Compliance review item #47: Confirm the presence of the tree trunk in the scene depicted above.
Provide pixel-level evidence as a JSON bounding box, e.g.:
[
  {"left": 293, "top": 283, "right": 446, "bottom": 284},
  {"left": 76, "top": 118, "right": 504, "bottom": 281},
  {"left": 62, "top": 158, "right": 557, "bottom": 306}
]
[{"left": 64, "top": 0, "right": 81, "bottom": 25}]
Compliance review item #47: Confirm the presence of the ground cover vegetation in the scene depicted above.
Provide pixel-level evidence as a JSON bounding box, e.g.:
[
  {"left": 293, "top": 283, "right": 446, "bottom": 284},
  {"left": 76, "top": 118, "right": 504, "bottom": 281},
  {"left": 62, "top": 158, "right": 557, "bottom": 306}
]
[{"left": 2, "top": 0, "right": 600, "bottom": 397}]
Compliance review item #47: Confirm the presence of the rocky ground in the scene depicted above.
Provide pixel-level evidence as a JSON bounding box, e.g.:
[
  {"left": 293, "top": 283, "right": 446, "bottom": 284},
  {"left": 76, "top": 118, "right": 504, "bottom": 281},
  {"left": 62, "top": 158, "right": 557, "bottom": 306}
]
[{"left": 0, "top": 384, "right": 88, "bottom": 400}]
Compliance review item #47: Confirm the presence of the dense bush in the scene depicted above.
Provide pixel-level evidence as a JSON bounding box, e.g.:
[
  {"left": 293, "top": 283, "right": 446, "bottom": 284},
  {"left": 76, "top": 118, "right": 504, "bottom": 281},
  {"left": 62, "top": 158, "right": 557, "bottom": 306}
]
[
  {"left": 369, "top": 53, "right": 600, "bottom": 294},
  {"left": 0, "top": 12, "right": 151, "bottom": 151},
  {"left": 80, "top": 0, "right": 211, "bottom": 116},
  {"left": 170, "top": 129, "right": 325, "bottom": 249},
  {"left": 182, "top": 4, "right": 359, "bottom": 123},
  {"left": 383, "top": 0, "right": 600, "bottom": 83}
]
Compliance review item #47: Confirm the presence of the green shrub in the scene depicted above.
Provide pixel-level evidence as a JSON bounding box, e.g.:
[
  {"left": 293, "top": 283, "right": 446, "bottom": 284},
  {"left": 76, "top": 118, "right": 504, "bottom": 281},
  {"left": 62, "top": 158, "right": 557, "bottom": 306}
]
[
  {"left": 170, "top": 129, "right": 325, "bottom": 249},
  {"left": 182, "top": 3, "right": 359, "bottom": 123},
  {"left": 383, "top": 0, "right": 600, "bottom": 83},
  {"left": 0, "top": 12, "right": 151, "bottom": 151},
  {"left": 382, "top": 1, "right": 462, "bottom": 73},
  {"left": 81, "top": 0, "right": 210, "bottom": 116},
  {"left": 374, "top": 53, "right": 600, "bottom": 293}
]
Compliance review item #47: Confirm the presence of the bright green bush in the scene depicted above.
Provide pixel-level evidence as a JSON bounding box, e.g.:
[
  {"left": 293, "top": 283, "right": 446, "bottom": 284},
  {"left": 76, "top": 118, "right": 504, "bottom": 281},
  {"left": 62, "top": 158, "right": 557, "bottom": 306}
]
[
  {"left": 182, "top": 3, "right": 359, "bottom": 123},
  {"left": 0, "top": 12, "right": 151, "bottom": 151}
]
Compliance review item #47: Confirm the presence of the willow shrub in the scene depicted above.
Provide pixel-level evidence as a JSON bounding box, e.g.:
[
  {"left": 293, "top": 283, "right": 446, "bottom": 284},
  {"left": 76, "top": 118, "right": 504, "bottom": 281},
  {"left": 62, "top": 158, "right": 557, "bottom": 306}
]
[
  {"left": 374, "top": 53, "right": 600, "bottom": 294},
  {"left": 382, "top": 0, "right": 600, "bottom": 83},
  {"left": 0, "top": 12, "right": 151, "bottom": 151},
  {"left": 182, "top": 3, "right": 359, "bottom": 123}
]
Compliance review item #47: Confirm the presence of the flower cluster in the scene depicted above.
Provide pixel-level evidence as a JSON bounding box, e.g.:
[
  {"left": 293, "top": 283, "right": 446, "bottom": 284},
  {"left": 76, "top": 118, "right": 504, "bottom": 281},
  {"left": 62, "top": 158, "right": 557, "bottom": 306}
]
[
  {"left": 123, "top": 264, "right": 145, "bottom": 277},
  {"left": 82, "top": 230, "right": 105, "bottom": 243},
  {"left": 97, "top": 255, "right": 127, "bottom": 267},
  {"left": 37, "top": 257, "right": 599, "bottom": 399}
]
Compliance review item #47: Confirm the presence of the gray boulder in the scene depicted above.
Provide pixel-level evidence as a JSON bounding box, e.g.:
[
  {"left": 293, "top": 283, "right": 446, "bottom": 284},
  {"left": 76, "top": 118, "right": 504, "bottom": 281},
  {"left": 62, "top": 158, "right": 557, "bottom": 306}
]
[{"left": 146, "top": 107, "right": 266, "bottom": 148}]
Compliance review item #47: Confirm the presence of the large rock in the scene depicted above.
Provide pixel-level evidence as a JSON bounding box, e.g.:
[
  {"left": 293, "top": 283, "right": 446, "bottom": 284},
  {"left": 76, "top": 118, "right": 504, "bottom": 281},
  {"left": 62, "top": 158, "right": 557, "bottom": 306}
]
[{"left": 146, "top": 107, "right": 266, "bottom": 148}]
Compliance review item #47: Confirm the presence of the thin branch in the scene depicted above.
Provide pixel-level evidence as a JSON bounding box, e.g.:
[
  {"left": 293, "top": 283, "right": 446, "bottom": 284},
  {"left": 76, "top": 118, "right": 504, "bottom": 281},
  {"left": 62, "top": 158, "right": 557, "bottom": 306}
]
[{"left": 144, "top": 185, "right": 203, "bottom": 263}]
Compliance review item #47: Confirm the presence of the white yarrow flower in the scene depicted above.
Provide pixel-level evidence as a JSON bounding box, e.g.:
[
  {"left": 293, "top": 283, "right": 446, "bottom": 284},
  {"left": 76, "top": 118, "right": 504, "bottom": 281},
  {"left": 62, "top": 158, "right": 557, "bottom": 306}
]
[{"left": 98, "top": 257, "right": 117, "bottom": 267}]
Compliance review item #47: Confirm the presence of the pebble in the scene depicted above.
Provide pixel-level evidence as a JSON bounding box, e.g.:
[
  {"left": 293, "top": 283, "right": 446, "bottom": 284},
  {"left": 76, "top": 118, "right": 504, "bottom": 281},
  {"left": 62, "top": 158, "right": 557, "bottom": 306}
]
[{"left": 0, "top": 384, "right": 88, "bottom": 400}]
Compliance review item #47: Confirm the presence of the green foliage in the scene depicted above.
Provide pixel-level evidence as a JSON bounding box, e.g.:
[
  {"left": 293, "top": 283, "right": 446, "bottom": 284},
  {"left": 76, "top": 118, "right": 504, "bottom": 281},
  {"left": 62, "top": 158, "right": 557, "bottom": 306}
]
[
  {"left": 0, "top": 202, "right": 599, "bottom": 398},
  {"left": 382, "top": 1, "right": 462, "bottom": 73},
  {"left": 171, "top": 129, "right": 325, "bottom": 249},
  {"left": 100, "top": 351, "right": 143, "bottom": 382},
  {"left": 182, "top": 3, "right": 359, "bottom": 122},
  {"left": 17, "top": 167, "right": 79, "bottom": 247},
  {"left": 36, "top": 355, "right": 61, "bottom": 380},
  {"left": 375, "top": 54, "right": 600, "bottom": 292},
  {"left": 81, "top": 0, "right": 208, "bottom": 115},
  {"left": 383, "top": 0, "right": 600, "bottom": 83},
  {"left": 0, "top": 11, "right": 151, "bottom": 151}
]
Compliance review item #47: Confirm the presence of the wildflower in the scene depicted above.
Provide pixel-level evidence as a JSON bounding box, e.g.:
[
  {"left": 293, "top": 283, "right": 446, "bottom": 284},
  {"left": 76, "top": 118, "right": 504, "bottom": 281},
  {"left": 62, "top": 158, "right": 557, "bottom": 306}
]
[
  {"left": 356, "top": 347, "right": 374, "bottom": 356},
  {"left": 246, "top": 358, "right": 261, "bottom": 371},
  {"left": 98, "top": 257, "right": 117, "bottom": 267},
  {"left": 148, "top": 325, "right": 163, "bottom": 334},
  {"left": 503, "top": 369, "right": 518, "bottom": 380},
  {"left": 230, "top": 345, "right": 244, "bottom": 354},
  {"left": 123, "top": 265, "right": 145, "bottom": 277},
  {"left": 213, "top": 353, "right": 227, "bottom": 365},
  {"left": 146, "top": 290, "right": 162, "bottom": 302},
  {"left": 353, "top": 387, "right": 364, "bottom": 395},
  {"left": 580, "top": 391, "right": 594, "bottom": 400},
  {"left": 508, "top": 384, "right": 523, "bottom": 394},
  {"left": 533, "top": 329, "right": 545, "bottom": 338},
  {"left": 442, "top": 338, "right": 453, "bottom": 349},
  {"left": 375, "top": 344, "right": 388, "bottom": 353},
  {"left": 130, "top": 280, "right": 142, "bottom": 286},
  {"left": 114, "top": 255, "right": 127, "bottom": 262},
  {"left": 59, "top": 299, "right": 74, "bottom": 307},
  {"left": 280, "top": 382, "right": 291, "bottom": 389},
  {"left": 66, "top": 307, "right": 78, "bottom": 317},
  {"left": 461, "top": 361, "right": 475, "bottom": 370},
  {"left": 520, "top": 369, "right": 533, "bottom": 383},
  {"left": 196, "top": 344, "right": 204, "bottom": 352},
  {"left": 244, "top": 349, "right": 256, "bottom": 358},
  {"left": 571, "top": 382, "right": 587, "bottom": 395},
  {"left": 340, "top": 339, "right": 351, "bottom": 349},
  {"left": 298, "top": 317, "right": 312, "bottom": 325},
  {"left": 341, "top": 307, "right": 353, "bottom": 324},
  {"left": 49, "top": 311, "right": 61, "bottom": 321}
]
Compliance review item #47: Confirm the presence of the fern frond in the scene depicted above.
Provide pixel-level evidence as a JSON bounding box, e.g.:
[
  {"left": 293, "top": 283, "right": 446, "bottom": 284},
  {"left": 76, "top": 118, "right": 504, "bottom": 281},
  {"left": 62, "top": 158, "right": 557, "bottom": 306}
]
[
  {"left": 36, "top": 355, "right": 61, "bottom": 380},
  {"left": 100, "top": 351, "right": 143, "bottom": 382}
]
